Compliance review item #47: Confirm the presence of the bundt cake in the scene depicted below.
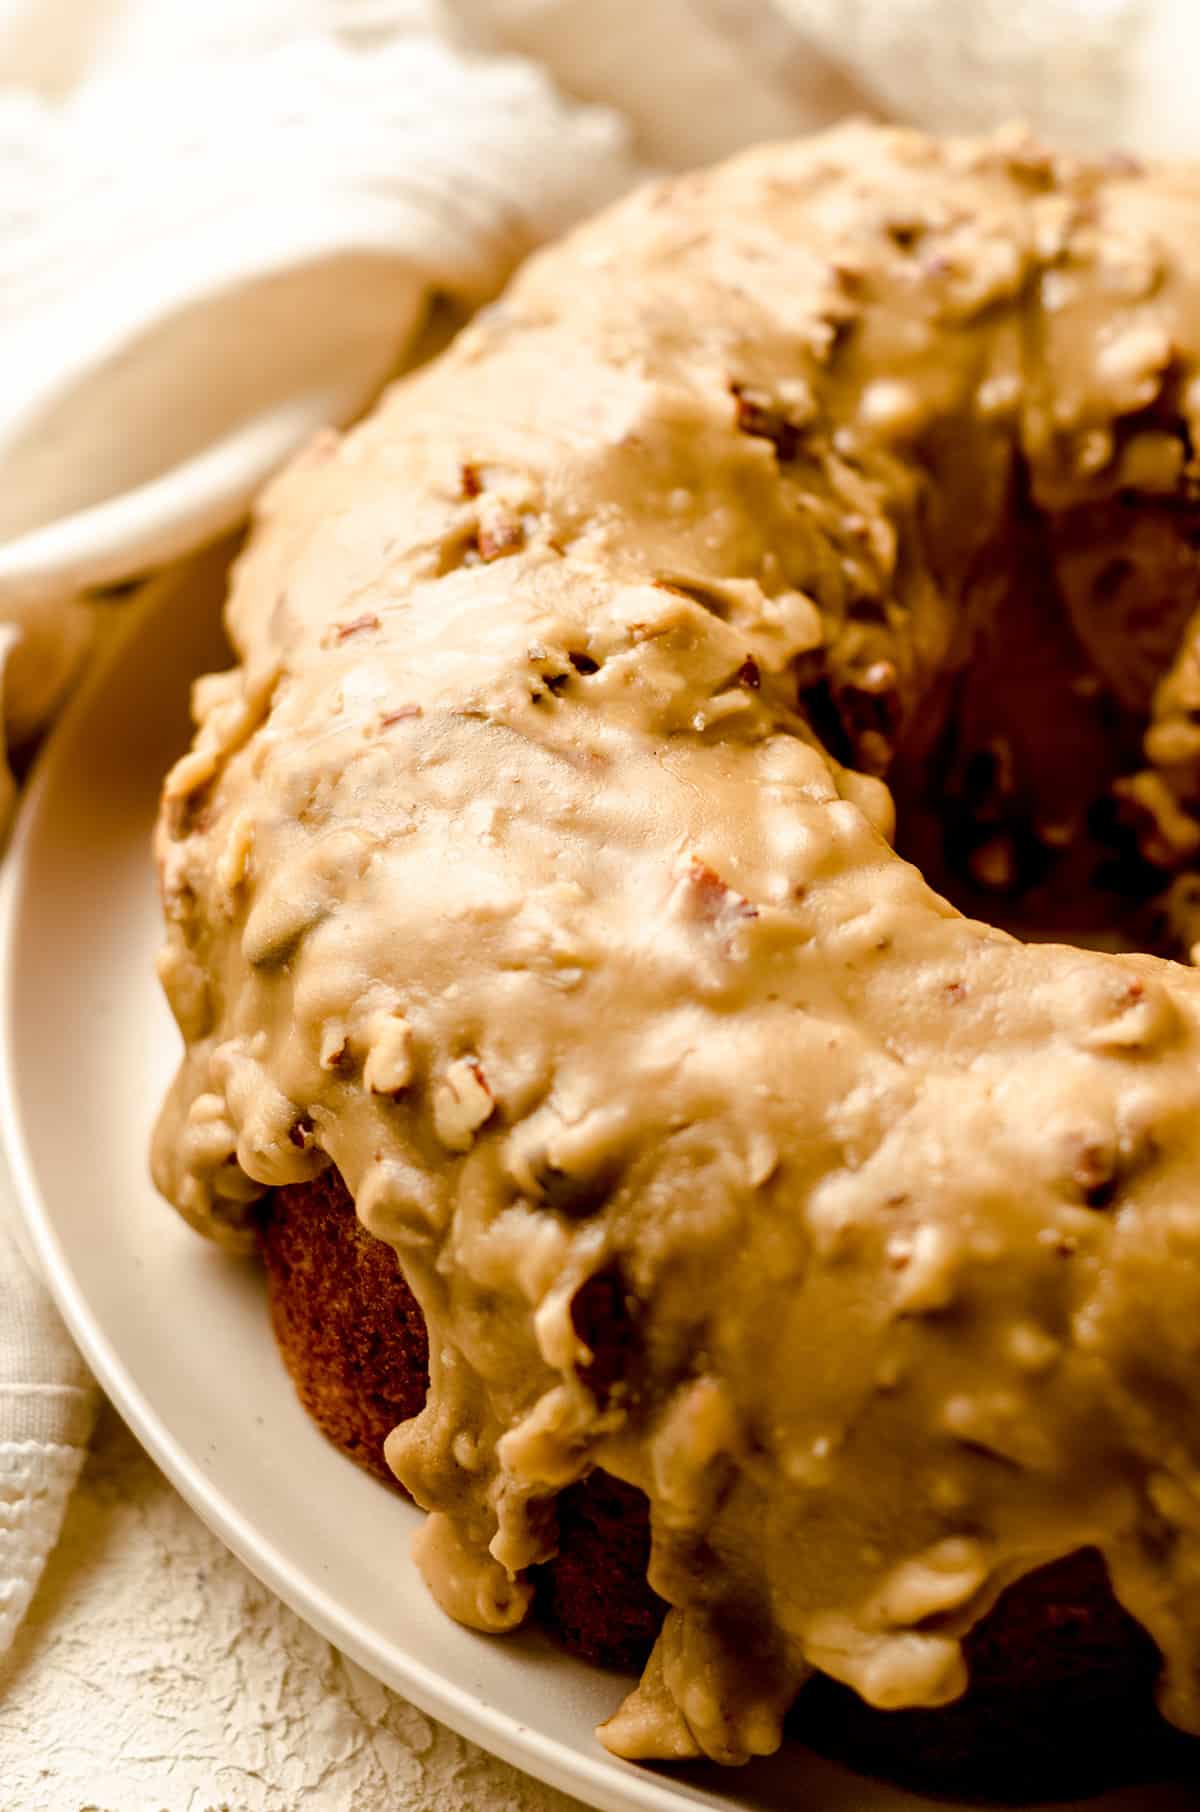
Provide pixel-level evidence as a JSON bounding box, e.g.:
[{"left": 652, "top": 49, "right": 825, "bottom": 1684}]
[
  {"left": 153, "top": 122, "right": 1200, "bottom": 1794},
  {"left": 257, "top": 1167, "right": 1193, "bottom": 1799}
]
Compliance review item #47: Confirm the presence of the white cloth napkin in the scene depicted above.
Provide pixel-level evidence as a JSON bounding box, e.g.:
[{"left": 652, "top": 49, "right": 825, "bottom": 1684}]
[
  {"left": 0, "top": 1211, "right": 95, "bottom": 1652},
  {"left": 2, "top": 0, "right": 1200, "bottom": 1703},
  {"left": 777, "top": 0, "right": 1200, "bottom": 156}
]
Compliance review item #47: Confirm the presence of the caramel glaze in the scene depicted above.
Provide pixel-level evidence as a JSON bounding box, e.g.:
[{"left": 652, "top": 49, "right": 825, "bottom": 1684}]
[{"left": 154, "top": 124, "right": 1200, "bottom": 1764}]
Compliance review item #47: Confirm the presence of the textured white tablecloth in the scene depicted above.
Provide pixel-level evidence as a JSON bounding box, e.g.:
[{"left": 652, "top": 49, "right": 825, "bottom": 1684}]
[{"left": 0, "top": 1403, "right": 587, "bottom": 1812}]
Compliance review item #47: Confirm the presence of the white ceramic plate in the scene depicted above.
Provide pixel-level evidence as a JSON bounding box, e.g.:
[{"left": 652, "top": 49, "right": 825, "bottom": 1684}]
[{"left": 0, "top": 552, "right": 1192, "bottom": 1812}]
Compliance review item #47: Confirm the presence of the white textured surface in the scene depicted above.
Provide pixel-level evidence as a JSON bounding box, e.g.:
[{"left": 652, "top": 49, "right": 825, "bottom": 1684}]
[{"left": 0, "top": 1401, "right": 585, "bottom": 1812}]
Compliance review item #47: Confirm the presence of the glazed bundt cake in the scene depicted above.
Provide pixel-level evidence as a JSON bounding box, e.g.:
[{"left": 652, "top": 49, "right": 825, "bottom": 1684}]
[
  {"left": 257, "top": 1168, "right": 1193, "bottom": 1799},
  {"left": 154, "top": 123, "right": 1200, "bottom": 1794}
]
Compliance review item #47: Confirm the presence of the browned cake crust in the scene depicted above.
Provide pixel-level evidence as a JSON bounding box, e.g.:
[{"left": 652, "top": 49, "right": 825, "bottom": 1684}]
[
  {"left": 258, "top": 1171, "right": 1197, "bottom": 1799},
  {"left": 257, "top": 1169, "right": 427, "bottom": 1485}
]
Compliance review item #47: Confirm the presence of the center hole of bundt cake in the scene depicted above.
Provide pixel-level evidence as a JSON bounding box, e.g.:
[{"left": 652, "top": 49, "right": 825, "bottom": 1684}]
[{"left": 888, "top": 489, "right": 1200, "bottom": 958}]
